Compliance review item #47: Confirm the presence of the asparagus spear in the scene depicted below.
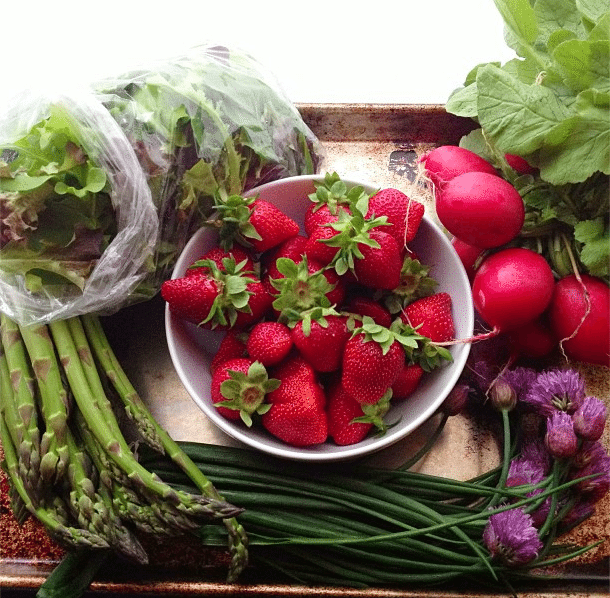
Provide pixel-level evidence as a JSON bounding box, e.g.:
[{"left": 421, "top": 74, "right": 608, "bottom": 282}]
[
  {"left": 48, "top": 318, "right": 241, "bottom": 522},
  {"left": 0, "top": 314, "right": 45, "bottom": 504},
  {"left": 65, "top": 429, "right": 149, "bottom": 563},
  {"left": 17, "top": 322, "right": 70, "bottom": 484},
  {"left": 0, "top": 406, "right": 110, "bottom": 550},
  {"left": 0, "top": 349, "right": 29, "bottom": 524},
  {"left": 81, "top": 313, "right": 249, "bottom": 581}
]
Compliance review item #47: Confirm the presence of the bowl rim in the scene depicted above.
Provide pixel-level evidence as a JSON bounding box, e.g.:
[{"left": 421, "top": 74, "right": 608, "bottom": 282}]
[{"left": 165, "top": 174, "right": 475, "bottom": 462}]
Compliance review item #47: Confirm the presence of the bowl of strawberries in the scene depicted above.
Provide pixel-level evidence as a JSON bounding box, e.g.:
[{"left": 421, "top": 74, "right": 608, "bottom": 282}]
[{"left": 163, "top": 173, "right": 474, "bottom": 461}]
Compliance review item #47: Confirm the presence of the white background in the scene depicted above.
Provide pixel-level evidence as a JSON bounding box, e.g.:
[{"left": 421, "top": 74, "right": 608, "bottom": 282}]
[{"left": 1, "top": 0, "right": 515, "bottom": 111}]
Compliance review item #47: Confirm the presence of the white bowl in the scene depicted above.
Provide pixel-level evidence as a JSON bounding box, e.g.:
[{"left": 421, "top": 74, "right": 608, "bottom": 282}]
[{"left": 165, "top": 175, "right": 474, "bottom": 462}]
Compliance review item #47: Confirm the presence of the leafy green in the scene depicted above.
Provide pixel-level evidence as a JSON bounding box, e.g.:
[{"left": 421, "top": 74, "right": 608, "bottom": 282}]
[
  {"left": 445, "top": 0, "right": 609, "bottom": 282},
  {"left": 446, "top": 0, "right": 609, "bottom": 185},
  {"left": 0, "top": 46, "right": 323, "bottom": 323}
]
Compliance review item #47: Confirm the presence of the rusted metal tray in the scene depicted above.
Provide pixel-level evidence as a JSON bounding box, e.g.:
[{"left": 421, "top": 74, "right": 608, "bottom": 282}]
[{"left": 1, "top": 104, "right": 608, "bottom": 597}]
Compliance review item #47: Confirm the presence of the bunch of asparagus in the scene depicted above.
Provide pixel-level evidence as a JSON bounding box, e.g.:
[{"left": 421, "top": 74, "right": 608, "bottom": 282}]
[{"left": 0, "top": 312, "right": 248, "bottom": 581}]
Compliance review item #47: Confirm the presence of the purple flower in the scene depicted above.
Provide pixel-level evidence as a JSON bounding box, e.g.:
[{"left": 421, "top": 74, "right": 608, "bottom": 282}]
[
  {"left": 545, "top": 411, "right": 579, "bottom": 459},
  {"left": 571, "top": 441, "right": 610, "bottom": 502},
  {"left": 483, "top": 507, "right": 543, "bottom": 566},
  {"left": 523, "top": 368, "right": 586, "bottom": 417},
  {"left": 501, "top": 367, "right": 538, "bottom": 401},
  {"left": 506, "top": 457, "right": 546, "bottom": 488},
  {"left": 572, "top": 396, "right": 607, "bottom": 441},
  {"left": 519, "top": 438, "right": 552, "bottom": 475},
  {"left": 506, "top": 449, "right": 552, "bottom": 528}
]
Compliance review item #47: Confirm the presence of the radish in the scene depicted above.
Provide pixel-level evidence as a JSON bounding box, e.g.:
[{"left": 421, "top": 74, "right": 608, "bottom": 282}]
[
  {"left": 507, "top": 318, "right": 557, "bottom": 360},
  {"left": 548, "top": 274, "right": 610, "bottom": 367},
  {"left": 472, "top": 248, "right": 555, "bottom": 333},
  {"left": 435, "top": 171, "right": 525, "bottom": 248},
  {"left": 420, "top": 145, "right": 497, "bottom": 187},
  {"left": 505, "top": 153, "right": 537, "bottom": 175},
  {"left": 451, "top": 237, "right": 484, "bottom": 281}
]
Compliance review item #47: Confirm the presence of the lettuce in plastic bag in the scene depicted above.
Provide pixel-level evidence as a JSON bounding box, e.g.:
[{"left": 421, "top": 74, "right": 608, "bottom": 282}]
[{"left": 0, "top": 45, "right": 324, "bottom": 324}]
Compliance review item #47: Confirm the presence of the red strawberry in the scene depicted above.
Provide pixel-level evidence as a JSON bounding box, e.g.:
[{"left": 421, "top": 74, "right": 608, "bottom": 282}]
[
  {"left": 246, "top": 321, "right": 293, "bottom": 366},
  {"left": 391, "top": 362, "right": 424, "bottom": 400},
  {"left": 211, "top": 358, "right": 280, "bottom": 425},
  {"left": 291, "top": 315, "right": 350, "bottom": 372},
  {"left": 267, "top": 257, "right": 345, "bottom": 324},
  {"left": 327, "top": 380, "right": 372, "bottom": 446},
  {"left": 247, "top": 199, "right": 300, "bottom": 252},
  {"left": 261, "top": 235, "right": 307, "bottom": 271},
  {"left": 187, "top": 245, "right": 255, "bottom": 277},
  {"left": 261, "top": 399, "right": 328, "bottom": 447},
  {"left": 303, "top": 225, "right": 341, "bottom": 266},
  {"left": 344, "top": 296, "right": 393, "bottom": 328},
  {"left": 268, "top": 355, "right": 326, "bottom": 409},
  {"left": 327, "top": 379, "right": 392, "bottom": 445},
  {"left": 265, "top": 252, "right": 345, "bottom": 307},
  {"left": 366, "top": 188, "right": 425, "bottom": 246},
  {"left": 304, "top": 203, "right": 350, "bottom": 236},
  {"left": 214, "top": 195, "right": 300, "bottom": 253},
  {"left": 210, "top": 330, "right": 249, "bottom": 374},
  {"left": 341, "top": 329, "right": 404, "bottom": 404},
  {"left": 161, "top": 259, "right": 272, "bottom": 329},
  {"left": 162, "top": 274, "right": 221, "bottom": 326},
  {"left": 401, "top": 292, "right": 455, "bottom": 343},
  {"left": 353, "top": 229, "right": 402, "bottom": 290}
]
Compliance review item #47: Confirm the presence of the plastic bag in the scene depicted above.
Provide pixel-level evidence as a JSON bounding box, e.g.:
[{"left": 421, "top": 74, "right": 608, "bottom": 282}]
[{"left": 0, "top": 45, "right": 324, "bottom": 325}]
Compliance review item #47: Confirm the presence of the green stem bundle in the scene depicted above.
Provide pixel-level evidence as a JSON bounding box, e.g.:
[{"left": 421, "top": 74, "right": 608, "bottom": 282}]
[
  {"left": 140, "top": 440, "right": 602, "bottom": 591},
  {"left": 0, "top": 313, "right": 246, "bottom": 586}
]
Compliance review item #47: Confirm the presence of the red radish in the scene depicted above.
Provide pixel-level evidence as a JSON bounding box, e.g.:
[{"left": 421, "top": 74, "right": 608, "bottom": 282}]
[
  {"left": 451, "top": 237, "right": 484, "bottom": 280},
  {"left": 505, "top": 153, "right": 537, "bottom": 175},
  {"left": 435, "top": 172, "right": 525, "bottom": 248},
  {"left": 420, "top": 145, "right": 497, "bottom": 188},
  {"left": 472, "top": 248, "right": 555, "bottom": 333},
  {"left": 507, "top": 318, "right": 557, "bottom": 360},
  {"left": 548, "top": 274, "right": 610, "bottom": 366}
]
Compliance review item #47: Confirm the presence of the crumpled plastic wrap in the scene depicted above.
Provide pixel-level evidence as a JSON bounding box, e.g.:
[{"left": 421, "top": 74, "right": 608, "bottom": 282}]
[{"left": 0, "top": 44, "right": 324, "bottom": 325}]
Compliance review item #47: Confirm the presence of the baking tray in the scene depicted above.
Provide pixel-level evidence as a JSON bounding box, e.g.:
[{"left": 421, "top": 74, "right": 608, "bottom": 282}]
[{"left": 1, "top": 104, "right": 609, "bottom": 597}]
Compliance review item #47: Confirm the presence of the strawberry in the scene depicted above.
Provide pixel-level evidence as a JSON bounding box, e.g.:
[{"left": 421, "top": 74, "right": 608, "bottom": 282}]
[
  {"left": 343, "top": 296, "right": 393, "bottom": 328},
  {"left": 327, "top": 379, "right": 392, "bottom": 444},
  {"left": 213, "top": 194, "right": 300, "bottom": 253},
  {"left": 303, "top": 225, "right": 341, "bottom": 266},
  {"left": 267, "top": 355, "right": 326, "bottom": 409},
  {"left": 161, "top": 258, "right": 272, "bottom": 329},
  {"left": 291, "top": 314, "right": 350, "bottom": 372},
  {"left": 304, "top": 203, "right": 350, "bottom": 236},
  {"left": 162, "top": 273, "right": 222, "bottom": 326},
  {"left": 261, "top": 399, "right": 328, "bottom": 447},
  {"left": 264, "top": 251, "right": 345, "bottom": 307},
  {"left": 261, "top": 235, "right": 307, "bottom": 271},
  {"left": 210, "top": 358, "right": 279, "bottom": 425},
  {"left": 352, "top": 229, "right": 403, "bottom": 290},
  {"left": 267, "top": 257, "right": 343, "bottom": 325},
  {"left": 382, "top": 254, "right": 438, "bottom": 315},
  {"left": 400, "top": 292, "right": 455, "bottom": 343},
  {"left": 304, "top": 171, "right": 366, "bottom": 235},
  {"left": 246, "top": 321, "right": 293, "bottom": 366},
  {"left": 391, "top": 362, "right": 424, "bottom": 400},
  {"left": 318, "top": 206, "right": 402, "bottom": 290},
  {"left": 327, "top": 380, "right": 372, "bottom": 445},
  {"left": 187, "top": 245, "right": 255, "bottom": 277},
  {"left": 341, "top": 318, "right": 405, "bottom": 404},
  {"left": 365, "top": 188, "right": 425, "bottom": 246},
  {"left": 210, "top": 330, "right": 249, "bottom": 374}
]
